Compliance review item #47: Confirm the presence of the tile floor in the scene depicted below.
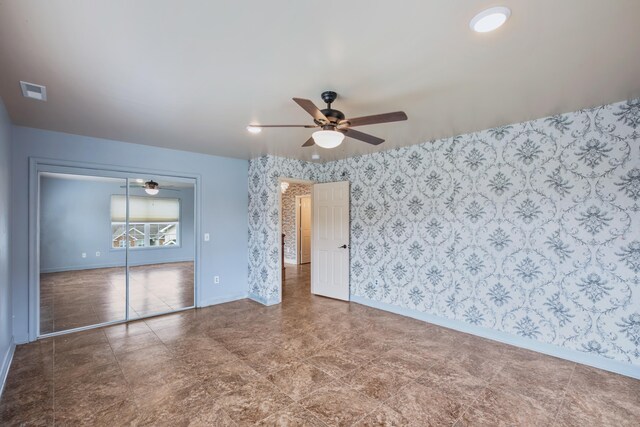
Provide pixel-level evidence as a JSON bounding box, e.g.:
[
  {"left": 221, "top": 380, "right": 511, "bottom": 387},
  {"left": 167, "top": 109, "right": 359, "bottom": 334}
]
[
  {"left": 2, "top": 263, "right": 639, "bottom": 425},
  {"left": 40, "top": 261, "right": 194, "bottom": 334}
]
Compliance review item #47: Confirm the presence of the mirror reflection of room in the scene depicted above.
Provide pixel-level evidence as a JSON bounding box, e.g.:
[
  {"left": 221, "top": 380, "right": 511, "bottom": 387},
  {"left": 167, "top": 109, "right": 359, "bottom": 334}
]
[
  {"left": 39, "top": 173, "right": 127, "bottom": 334},
  {"left": 38, "top": 172, "right": 195, "bottom": 335},
  {"left": 123, "top": 177, "right": 195, "bottom": 319}
]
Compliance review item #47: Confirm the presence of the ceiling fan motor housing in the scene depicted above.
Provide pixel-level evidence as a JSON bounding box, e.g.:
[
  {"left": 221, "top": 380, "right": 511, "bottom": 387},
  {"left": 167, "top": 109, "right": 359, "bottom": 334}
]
[
  {"left": 321, "top": 91, "right": 337, "bottom": 105},
  {"left": 319, "top": 108, "right": 345, "bottom": 124},
  {"left": 145, "top": 180, "right": 159, "bottom": 190},
  {"left": 315, "top": 91, "right": 345, "bottom": 127}
]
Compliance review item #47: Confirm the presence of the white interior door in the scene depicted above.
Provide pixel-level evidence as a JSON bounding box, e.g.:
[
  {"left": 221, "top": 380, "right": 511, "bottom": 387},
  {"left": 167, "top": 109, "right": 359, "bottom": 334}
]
[
  {"left": 312, "top": 181, "right": 349, "bottom": 301},
  {"left": 299, "top": 195, "right": 311, "bottom": 264}
]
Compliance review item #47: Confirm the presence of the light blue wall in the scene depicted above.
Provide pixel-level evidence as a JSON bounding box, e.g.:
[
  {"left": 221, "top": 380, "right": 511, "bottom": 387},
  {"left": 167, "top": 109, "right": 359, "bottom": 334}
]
[
  {"left": 0, "top": 99, "right": 14, "bottom": 390},
  {"left": 11, "top": 126, "right": 248, "bottom": 343},
  {"left": 39, "top": 177, "right": 195, "bottom": 272}
]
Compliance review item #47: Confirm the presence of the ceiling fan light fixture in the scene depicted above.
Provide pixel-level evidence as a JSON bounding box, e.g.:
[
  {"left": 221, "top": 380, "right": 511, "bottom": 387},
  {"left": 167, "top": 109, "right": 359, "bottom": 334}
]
[
  {"left": 249, "top": 92, "right": 406, "bottom": 148},
  {"left": 470, "top": 6, "right": 511, "bottom": 33},
  {"left": 312, "top": 130, "right": 344, "bottom": 149},
  {"left": 144, "top": 180, "right": 160, "bottom": 195}
]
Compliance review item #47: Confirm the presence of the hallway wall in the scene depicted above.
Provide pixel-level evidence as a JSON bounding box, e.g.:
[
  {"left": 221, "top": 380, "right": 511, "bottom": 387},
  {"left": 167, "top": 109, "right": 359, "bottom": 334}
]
[{"left": 281, "top": 183, "right": 312, "bottom": 264}]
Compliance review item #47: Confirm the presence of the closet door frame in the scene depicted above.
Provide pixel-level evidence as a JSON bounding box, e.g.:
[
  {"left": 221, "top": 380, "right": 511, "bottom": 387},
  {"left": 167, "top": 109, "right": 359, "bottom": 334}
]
[{"left": 28, "top": 158, "right": 200, "bottom": 341}]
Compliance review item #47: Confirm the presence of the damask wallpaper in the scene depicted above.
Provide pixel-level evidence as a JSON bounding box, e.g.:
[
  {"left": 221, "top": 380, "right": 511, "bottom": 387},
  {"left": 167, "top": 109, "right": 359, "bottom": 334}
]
[
  {"left": 281, "top": 183, "right": 312, "bottom": 263},
  {"left": 247, "top": 98, "right": 640, "bottom": 367}
]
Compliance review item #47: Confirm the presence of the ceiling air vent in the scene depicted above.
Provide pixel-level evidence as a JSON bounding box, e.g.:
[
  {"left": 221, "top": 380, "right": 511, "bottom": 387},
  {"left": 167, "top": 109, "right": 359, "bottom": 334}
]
[{"left": 20, "top": 81, "right": 47, "bottom": 101}]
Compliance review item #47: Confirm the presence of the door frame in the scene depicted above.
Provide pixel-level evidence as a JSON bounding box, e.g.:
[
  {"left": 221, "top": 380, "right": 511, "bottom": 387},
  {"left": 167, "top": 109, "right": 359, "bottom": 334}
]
[
  {"left": 277, "top": 177, "right": 314, "bottom": 301},
  {"left": 28, "top": 157, "right": 201, "bottom": 341},
  {"left": 295, "top": 194, "right": 311, "bottom": 265}
]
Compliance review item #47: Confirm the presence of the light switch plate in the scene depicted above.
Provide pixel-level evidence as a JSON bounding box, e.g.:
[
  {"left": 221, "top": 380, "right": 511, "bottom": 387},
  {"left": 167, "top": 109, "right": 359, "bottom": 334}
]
[{"left": 204, "top": 233, "right": 210, "bottom": 242}]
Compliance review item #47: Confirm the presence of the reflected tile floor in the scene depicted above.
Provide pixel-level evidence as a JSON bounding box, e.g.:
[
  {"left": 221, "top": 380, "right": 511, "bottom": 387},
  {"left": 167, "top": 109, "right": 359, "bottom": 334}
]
[
  {"left": 3, "top": 263, "right": 639, "bottom": 425},
  {"left": 40, "top": 261, "right": 194, "bottom": 334}
]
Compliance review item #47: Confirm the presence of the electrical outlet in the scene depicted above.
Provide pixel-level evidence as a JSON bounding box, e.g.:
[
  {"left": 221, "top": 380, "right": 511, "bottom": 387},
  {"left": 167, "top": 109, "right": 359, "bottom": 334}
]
[
  {"left": 82, "top": 252, "right": 87, "bottom": 258},
  {"left": 204, "top": 233, "right": 210, "bottom": 242},
  {"left": 96, "top": 251, "right": 101, "bottom": 257},
  {"left": 214, "top": 276, "right": 220, "bottom": 284}
]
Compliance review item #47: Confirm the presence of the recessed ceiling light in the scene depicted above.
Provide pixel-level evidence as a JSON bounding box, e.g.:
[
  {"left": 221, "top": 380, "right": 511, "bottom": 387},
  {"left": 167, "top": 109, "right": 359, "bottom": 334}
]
[
  {"left": 20, "top": 81, "right": 47, "bottom": 101},
  {"left": 246, "top": 125, "right": 262, "bottom": 134},
  {"left": 470, "top": 6, "right": 511, "bottom": 33},
  {"left": 136, "top": 178, "right": 144, "bottom": 183},
  {"left": 311, "top": 154, "right": 320, "bottom": 160}
]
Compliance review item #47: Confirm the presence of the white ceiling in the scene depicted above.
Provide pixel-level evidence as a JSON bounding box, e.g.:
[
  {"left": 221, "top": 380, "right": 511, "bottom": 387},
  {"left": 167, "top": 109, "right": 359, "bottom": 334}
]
[{"left": 1, "top": 1, "right": 639, "bottom": 162}]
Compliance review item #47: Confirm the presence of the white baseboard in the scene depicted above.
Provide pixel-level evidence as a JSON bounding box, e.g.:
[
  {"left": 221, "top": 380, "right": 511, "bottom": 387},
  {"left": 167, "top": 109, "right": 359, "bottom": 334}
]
[
  {"left": 284, "top": 257, "right": 297, "bottom": 265},
  {"left": 0, "top": 339, "right": 16, "bottom": 399},
  {"left": 198, "top": 293, "right": 248, "bottom": 307},
  {"left": 351, "top": 295, "right": 640, "bottom": 380}
]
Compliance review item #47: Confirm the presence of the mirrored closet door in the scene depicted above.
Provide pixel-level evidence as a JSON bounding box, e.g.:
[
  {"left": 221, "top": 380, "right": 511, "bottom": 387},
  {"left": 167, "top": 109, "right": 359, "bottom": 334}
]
[
  {"left": 125, "top": 176, "right": 195, "bottom": 319},
  {"left": 38, "top": 171, "right": 196, "bottom": 337},
  {"left": 39, "top": 172, "right": 128, "bottom": 334}
]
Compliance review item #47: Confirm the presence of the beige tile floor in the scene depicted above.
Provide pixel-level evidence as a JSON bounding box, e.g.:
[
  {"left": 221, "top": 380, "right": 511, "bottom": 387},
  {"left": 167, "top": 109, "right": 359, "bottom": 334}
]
[
  {"left": 2, "top": 263, "right": 639, "bottom": 425},
  {"left": 40, "top": 261, "right": 195, "bottom": 334}
]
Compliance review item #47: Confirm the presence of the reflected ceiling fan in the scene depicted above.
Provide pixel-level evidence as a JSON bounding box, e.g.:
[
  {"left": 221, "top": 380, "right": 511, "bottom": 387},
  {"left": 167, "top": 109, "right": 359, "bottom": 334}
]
[
  {"left": 120, "top": 180, "right": 180, "bottom": 195},
  {"left": 247, "top": 91, "right": 408, "bottom": 148}
]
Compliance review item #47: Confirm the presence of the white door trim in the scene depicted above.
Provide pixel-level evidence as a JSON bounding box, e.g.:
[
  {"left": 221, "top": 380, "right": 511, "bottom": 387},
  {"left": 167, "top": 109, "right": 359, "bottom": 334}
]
[
  {"left": 296, "top": 194, "right": 311, "bottom": 265},
  {"left": 295, "top": 195, "right": 302, "bottom": 265}
]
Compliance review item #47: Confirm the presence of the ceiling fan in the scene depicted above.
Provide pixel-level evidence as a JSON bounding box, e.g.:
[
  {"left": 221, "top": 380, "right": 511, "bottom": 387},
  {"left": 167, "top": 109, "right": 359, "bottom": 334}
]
[
  {"left": 120, "top": 180, "right": 180, "bottom": 195},
  {"left": 247, "top": 91, "right": 407, "bottom": 148}
]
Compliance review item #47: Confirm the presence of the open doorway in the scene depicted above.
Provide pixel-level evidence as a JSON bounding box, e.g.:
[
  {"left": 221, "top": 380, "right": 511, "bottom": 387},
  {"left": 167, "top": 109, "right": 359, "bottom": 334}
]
[{"left": 279, "top": 178, "right": 313, "bottom": 301}]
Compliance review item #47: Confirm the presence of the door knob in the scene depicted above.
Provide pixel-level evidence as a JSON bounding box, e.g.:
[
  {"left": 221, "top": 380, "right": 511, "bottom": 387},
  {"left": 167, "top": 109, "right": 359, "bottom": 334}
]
[{"left": 338, "top": 244, "right": 349, "bottom": 249}]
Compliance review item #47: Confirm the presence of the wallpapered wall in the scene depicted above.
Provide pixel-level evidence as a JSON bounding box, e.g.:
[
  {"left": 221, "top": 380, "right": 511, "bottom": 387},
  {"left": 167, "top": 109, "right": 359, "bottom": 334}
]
[
  {"left": 247, "top": 98, "right": 640, "bottom": 367},
  {"left": 281, "top": 183, "right": 312, "bottom": 263}
]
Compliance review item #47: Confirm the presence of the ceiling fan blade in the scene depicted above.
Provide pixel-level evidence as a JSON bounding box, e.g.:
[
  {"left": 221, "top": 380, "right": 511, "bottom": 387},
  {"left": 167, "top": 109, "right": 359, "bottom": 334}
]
[
  {"left": 254, "top": 124, "right": 318, "bottom": 128},
  {"left": 302, "top": 137, "right": 315, "bottom": 147},
  {"left": 292, "top": 98, "right": 330, "bottom": 124},
  {"left": 342, "top": 128, "right": 385, "bottom": 145},
  {"left": 341, "top": 111, "right": 407, "bottom": 128}
]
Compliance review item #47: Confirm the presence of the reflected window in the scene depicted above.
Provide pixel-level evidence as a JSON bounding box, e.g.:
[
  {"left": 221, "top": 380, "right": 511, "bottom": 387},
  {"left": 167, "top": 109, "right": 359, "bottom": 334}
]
[{"left": 110, "top": 196, "right": 180, "bottom": 249}]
